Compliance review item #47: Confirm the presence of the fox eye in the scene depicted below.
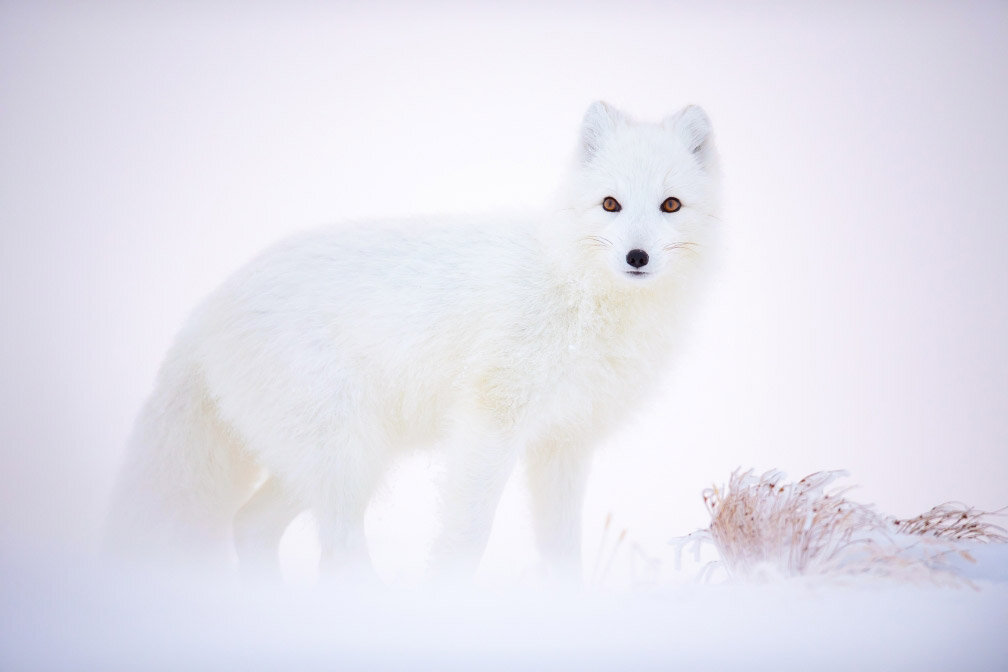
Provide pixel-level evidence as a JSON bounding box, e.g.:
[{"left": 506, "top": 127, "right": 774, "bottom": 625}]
[
  {"left": 602, "top": 196, "right": 622, "bottom": 212},
  {"left": 660, "top": 197, "right": 682, "bottom": 213}
]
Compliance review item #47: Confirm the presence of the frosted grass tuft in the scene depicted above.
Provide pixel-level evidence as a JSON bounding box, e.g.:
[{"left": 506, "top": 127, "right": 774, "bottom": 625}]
[{"left": 671, "top": 469, "right": 1007, "bottom": 584}]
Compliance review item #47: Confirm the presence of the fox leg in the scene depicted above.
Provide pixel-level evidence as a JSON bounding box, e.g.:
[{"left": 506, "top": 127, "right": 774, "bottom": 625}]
[
  {"left": 310, "top": 442, "right": 393, "bottom": 578},
  {"left": 525, "top": 439, "right": 591, "bottom": 579},
  {"left": 233, "top": 475, "right": 303, "bottom": 578},
  {"left": 429, "top": 427, "right": 520, "bottom": 579},
  {"left": 316, "top": 509, "right": 373, "bottom": 576}
]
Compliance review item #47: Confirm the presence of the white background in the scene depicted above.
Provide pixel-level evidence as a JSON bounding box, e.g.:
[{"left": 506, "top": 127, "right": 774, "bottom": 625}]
[{"left": 2, "top": 1, "right": 1006, "bottom": 584}]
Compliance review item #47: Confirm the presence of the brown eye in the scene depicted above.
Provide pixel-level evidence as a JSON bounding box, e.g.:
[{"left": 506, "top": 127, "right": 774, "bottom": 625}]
[
  {"left": 602, "top": 196, "right": 622, "bottom": 212},
  {"left": 660, "top": 197, "right": 682, "bottom": 213}
]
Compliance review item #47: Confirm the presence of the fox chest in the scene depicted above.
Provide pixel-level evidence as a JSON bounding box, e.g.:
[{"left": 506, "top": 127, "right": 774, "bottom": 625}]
[{"left": 471, "top": 328, "right": 665, "bottom": 433}]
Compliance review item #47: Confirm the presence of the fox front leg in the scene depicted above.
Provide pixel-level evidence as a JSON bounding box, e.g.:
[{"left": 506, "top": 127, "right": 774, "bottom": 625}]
[
  {"left": 428, "top": 428, "right": 520, "bottom": 580},
  {"left": 525, "top": 438, "right": 592, "bottom": 581},
  {"left": 233, "top": 475, "right": 303, "bottom": 579}
]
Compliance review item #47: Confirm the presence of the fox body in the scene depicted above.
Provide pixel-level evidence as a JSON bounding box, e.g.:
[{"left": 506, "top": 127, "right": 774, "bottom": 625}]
[{"left": 107, "top": 102, "right": 721, "bottom": 579}]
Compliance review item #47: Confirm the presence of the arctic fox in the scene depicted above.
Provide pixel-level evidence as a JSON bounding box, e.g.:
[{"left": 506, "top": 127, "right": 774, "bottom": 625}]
[{"left": 106, "top": 101, "right": 721, "bottom": 580}]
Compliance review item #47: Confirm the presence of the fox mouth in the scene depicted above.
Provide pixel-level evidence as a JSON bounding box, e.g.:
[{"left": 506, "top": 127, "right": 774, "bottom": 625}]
[{"left": 625, "top": 270, "right": 648, "bottom": 277}]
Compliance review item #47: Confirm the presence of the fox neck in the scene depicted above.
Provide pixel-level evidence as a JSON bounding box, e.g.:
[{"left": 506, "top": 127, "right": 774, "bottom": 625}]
[{"left": 539, "top": 250, "right": 680, "bottom": 355}]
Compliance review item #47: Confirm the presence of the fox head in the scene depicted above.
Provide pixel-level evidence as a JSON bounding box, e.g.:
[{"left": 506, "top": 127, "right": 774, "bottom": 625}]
[{"left": 551, "top": 101, "right": 720, "bottom": 292}]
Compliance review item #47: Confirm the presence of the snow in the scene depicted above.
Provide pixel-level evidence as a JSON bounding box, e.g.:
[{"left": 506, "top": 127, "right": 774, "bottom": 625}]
[{"left": 3, "top": 550, "right": 1007, "bottom": 670}]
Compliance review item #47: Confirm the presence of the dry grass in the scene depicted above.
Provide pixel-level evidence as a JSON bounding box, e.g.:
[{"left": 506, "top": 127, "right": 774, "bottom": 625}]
[
  {"left": 892, "top": 502, "right": 1008, "bottom": 543},
  {"left": 673, "top": 469, "right": 1006, "bottom": 584}
]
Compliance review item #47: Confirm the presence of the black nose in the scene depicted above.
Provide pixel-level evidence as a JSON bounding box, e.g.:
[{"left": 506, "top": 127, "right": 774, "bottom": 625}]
[{"left": 626, "top": 249, "right": 649, "bottom": 268}]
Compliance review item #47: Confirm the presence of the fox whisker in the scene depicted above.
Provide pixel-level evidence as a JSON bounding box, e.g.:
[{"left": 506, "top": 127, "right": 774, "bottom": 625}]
[
  {"left": 663, "top": 241, "right": 700, "bottom": 253},
  {"left": 581, "top": 235, "right": 614, "bottom": 249}
]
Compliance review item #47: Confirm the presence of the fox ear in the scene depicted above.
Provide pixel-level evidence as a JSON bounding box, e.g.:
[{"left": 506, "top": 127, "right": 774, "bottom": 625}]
[
  {"left": 664, "top": 105, "right": 715, "bottom": 167},
  {"left": 580, "top": 101, "right": 626, "bottom": 162}
]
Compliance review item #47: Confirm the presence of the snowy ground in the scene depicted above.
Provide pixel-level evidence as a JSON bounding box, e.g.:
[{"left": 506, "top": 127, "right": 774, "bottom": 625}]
[{"left": 3, "top": 546, "right": 1007, "bottom": 670}]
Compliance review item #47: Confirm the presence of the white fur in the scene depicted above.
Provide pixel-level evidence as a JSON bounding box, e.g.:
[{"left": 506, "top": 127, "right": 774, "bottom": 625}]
[{"left": 106, "top": 102, "right": 721, "bottom": 580}]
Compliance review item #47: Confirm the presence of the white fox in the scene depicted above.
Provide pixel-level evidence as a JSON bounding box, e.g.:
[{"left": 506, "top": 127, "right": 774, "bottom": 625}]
[{"left": 106, "top": 101, "right": 721, "bottom": 580}]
